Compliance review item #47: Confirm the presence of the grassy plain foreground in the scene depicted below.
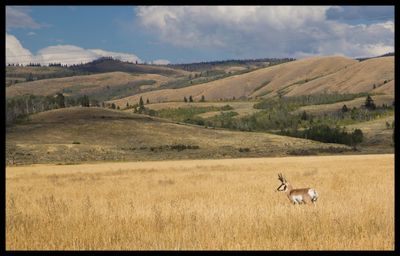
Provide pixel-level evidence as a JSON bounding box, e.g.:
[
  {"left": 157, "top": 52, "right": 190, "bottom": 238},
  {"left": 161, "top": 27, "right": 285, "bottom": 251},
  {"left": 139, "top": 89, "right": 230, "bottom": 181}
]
[{"left": 6, "top": 154, "right": 394, "bottom": 250}]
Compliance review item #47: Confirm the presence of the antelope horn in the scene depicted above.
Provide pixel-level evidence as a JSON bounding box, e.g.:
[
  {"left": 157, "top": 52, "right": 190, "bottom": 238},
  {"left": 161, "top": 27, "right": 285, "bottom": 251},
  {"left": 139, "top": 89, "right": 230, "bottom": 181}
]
[{"left": 279, "top": 173, "right": 287, "bottom": 182}]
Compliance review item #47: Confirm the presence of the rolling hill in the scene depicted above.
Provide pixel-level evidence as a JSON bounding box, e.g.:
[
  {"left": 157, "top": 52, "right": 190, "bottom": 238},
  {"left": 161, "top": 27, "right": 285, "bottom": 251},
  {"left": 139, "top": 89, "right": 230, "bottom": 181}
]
[
  {"left": 6, "top": 107, "right": 351, "bottom": 165},
  {"left": 69, "top": 58, "right": 190, "bottom": 77},
  {"left": 285, "top": 56, "right": 394, "bottom": 96},
  {"left": 108, "top": 56, "right": 394, "bottom": 107},
  {"left": 6, "top": 72, "right": 174, "bottom": 101}
]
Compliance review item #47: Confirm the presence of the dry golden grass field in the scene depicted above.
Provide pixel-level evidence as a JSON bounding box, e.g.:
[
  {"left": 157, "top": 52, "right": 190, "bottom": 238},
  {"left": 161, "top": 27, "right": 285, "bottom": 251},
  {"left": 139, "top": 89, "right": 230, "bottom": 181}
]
[{"left": 6, "top": 154, "right": 394, "bottom": 250}]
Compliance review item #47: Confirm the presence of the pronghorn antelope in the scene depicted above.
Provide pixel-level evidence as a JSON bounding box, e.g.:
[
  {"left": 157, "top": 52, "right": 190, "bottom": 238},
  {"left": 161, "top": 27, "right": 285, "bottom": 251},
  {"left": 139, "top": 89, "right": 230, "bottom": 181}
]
[{"left": 276, "top": 173, "right": 318, "bottom": 205}]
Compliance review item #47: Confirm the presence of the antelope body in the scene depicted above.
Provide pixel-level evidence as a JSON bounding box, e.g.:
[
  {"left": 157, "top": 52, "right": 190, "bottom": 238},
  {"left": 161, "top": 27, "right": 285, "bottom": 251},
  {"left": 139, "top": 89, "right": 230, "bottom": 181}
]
[{"left": 277, "top": 173, "right": 318, "bottom": 205}]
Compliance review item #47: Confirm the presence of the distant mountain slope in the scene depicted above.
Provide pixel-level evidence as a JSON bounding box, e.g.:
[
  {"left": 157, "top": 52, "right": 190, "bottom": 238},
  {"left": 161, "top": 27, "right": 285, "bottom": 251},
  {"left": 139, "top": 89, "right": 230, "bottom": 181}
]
[
  {"left": 108, "top": 56, "right": 357, "bottom": 106},
  {"left": 69, "top": 58, "right": 190, "bottom": 77},
  {"left": 109, "top": 56, "right": 393, "bottom": 107},
  {"left": 6, "top": 71, "right": 173, "bottom": 101}
]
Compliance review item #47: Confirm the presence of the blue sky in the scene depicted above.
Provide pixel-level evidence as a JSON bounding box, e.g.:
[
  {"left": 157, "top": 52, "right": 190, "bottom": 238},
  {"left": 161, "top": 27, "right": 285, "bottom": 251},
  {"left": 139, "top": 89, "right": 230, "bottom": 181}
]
[{"left": 6, "top": 6, "right": 394, "bottom": 65}]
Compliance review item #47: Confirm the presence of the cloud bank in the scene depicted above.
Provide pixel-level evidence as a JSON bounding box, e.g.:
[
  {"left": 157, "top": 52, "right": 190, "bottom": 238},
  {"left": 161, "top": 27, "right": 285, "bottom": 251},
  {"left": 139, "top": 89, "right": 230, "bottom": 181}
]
[
  {"left": 136, "top": 6, "right": 394, "bottom": 58},
  {"left": 6, "top": 33, "right": 144, "bottom": 65}
]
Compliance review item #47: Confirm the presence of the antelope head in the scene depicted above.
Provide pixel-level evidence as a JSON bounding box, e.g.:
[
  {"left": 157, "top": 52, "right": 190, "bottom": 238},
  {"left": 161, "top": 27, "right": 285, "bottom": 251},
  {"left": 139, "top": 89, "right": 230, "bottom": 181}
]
[{"left": 277, "top": 173, "right": 288, "bottom": 192}]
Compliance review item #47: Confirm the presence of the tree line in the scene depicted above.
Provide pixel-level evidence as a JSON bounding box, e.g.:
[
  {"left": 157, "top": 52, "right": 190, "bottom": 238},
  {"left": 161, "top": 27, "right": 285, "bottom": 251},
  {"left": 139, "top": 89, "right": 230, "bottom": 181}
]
[{"left": 6, "top": 93, "right": 98, "bottom": 125}]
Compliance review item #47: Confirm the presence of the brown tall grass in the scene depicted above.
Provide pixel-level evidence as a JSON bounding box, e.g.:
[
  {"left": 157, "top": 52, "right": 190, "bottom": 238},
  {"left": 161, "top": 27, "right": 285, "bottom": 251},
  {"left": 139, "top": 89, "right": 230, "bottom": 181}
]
[{"left": 6, "top": 154, "right": 394, "bottom": 250}]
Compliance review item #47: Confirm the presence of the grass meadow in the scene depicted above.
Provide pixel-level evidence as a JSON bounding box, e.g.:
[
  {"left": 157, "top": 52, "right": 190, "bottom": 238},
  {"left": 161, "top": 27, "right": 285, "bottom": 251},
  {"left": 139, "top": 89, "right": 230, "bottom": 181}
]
[{"left": 6, "top": 154, "right": 394, "bottom": 250}]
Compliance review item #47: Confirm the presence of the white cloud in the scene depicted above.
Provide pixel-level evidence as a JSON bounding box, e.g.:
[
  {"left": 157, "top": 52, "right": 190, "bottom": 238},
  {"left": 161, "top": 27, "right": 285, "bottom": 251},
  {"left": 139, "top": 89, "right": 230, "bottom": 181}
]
[
  {"left": 6, "top": 33, "right": 143, "bottom": 65},
  {"left": 6, "top": 6, "right": 43, "bottom": 29},
  {"left": 36, "top": 45, "right": 99, "bottom": 65},
  {"left": 6, "top": 33, "right": 34, "bottom": 65},
  {"left": 150, "top": 59, "right": 171, "bottom": 65},
  {"left": 135, "top": 6, "right": 394, "bottom": 58},
  {"left": 27, "top": 31, "right": 36, "bottom": 36}
]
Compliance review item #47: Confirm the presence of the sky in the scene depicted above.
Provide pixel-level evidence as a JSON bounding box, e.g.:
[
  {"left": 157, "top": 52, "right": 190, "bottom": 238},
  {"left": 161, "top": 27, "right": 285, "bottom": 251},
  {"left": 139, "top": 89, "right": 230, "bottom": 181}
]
[{"left": 6, "top": 6, "right": 395, "bottom": 65}]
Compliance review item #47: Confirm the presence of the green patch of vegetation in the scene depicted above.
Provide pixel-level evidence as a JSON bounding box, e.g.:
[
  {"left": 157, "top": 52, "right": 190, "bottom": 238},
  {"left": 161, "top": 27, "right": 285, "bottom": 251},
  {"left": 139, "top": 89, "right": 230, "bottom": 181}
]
[
  {"left": 154, "top": 106, "right": 225, "bottom": 122},
  {"left": 123, "top": 144, "right": 200, "bottom": 152},
  {"left": 287, "top": 146, "right": 349, "bottom": 155},
  {"left": 220, "top": 105, "right": 234, "bottom": 111},
  {"left": 254, "top": 93, "right": 370, "bottom": 110},
  {"left": 205, "top": 111, "right": 239, "bottom": 129},
  {"left": 278, "top": 125, "right": 363, "bottom": 149}
]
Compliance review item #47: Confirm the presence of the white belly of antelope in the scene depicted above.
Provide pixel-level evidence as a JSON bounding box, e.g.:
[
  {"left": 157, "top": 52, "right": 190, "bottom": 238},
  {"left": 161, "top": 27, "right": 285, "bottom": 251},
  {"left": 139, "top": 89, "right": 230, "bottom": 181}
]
[{"left": 291, "top": 195, "right": 303, "bottom": 204}]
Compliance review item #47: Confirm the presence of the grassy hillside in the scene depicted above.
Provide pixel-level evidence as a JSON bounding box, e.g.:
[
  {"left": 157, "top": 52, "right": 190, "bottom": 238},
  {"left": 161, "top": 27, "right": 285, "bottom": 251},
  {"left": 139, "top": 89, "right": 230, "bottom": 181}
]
[
  {"left": 5, "top": 107, "right": 351, "bottom": 165},
  {"left": 6, "top": 65, "right": 74, "bottom": 77},
  {"left": 344, "top": 115, "right": 394, "bottom": 153},
  {"left": 293, "top": 95, "right": 395, "bottom": 116},
  {"left": 108, "top": 56, "right": 393, "bottom": 106},
  {"left": 6, "top": 66, "right": 82, "bottom": 86},
  {"left": 69, "top": 58, "right": 190, "bottom": 77},
  {"left": 107, "top": 56, "right": 358, "bottom": 105},
  {"left": 286, "top": 57, "right": 394, "bottom": 96},
  {"left": 6, "top": 72, "right": 173, "bottom": 101}
]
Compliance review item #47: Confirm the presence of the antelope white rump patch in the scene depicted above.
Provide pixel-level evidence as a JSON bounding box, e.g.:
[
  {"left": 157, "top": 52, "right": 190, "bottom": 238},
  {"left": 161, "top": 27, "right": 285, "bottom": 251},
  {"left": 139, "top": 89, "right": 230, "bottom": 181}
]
[{"left": 308, "top": 189, "right": 318, "bottom": 199}]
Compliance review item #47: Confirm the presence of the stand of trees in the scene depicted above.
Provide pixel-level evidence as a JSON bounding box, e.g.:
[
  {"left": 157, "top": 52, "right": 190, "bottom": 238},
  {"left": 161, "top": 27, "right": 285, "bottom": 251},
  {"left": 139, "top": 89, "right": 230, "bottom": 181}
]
[
  {"left": 6, "top": 93, "right": 95, "bottom": 125},
  {"left": 278, "top": 125, "right": 363, "bottom": 149}
]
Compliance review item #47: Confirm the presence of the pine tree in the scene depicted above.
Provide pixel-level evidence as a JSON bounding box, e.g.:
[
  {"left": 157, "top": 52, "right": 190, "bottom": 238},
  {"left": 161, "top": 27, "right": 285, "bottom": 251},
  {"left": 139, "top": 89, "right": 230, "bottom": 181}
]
[
  {"left": 146, "top": 98, "right": 150, "bottom": 104},
  {"left": 365, "top": 95, "right": 376, "bottom": 110},
  {"left": 200, "top": 95, "right": 205, "bottom": 102},
  {"left": 301, "top": 110, "right": 308, "bottom": 120},
  {"left": 139, "top": 97, "right": 144, "bottom": 108},
  {"left": 189, "top": 96, "right": 193, "bottom": 102},
  {"left": 55, "top": 93, "right": 65, "bottom": 108},
  {"left": 351, "top": 129, "right": 363, "bottom": 150},
  {"left": 184, "top": 97, "right": 188, "bottom": 102},
  {"left": 342, "top": 104, "right": 349, "bottom": 113}
]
